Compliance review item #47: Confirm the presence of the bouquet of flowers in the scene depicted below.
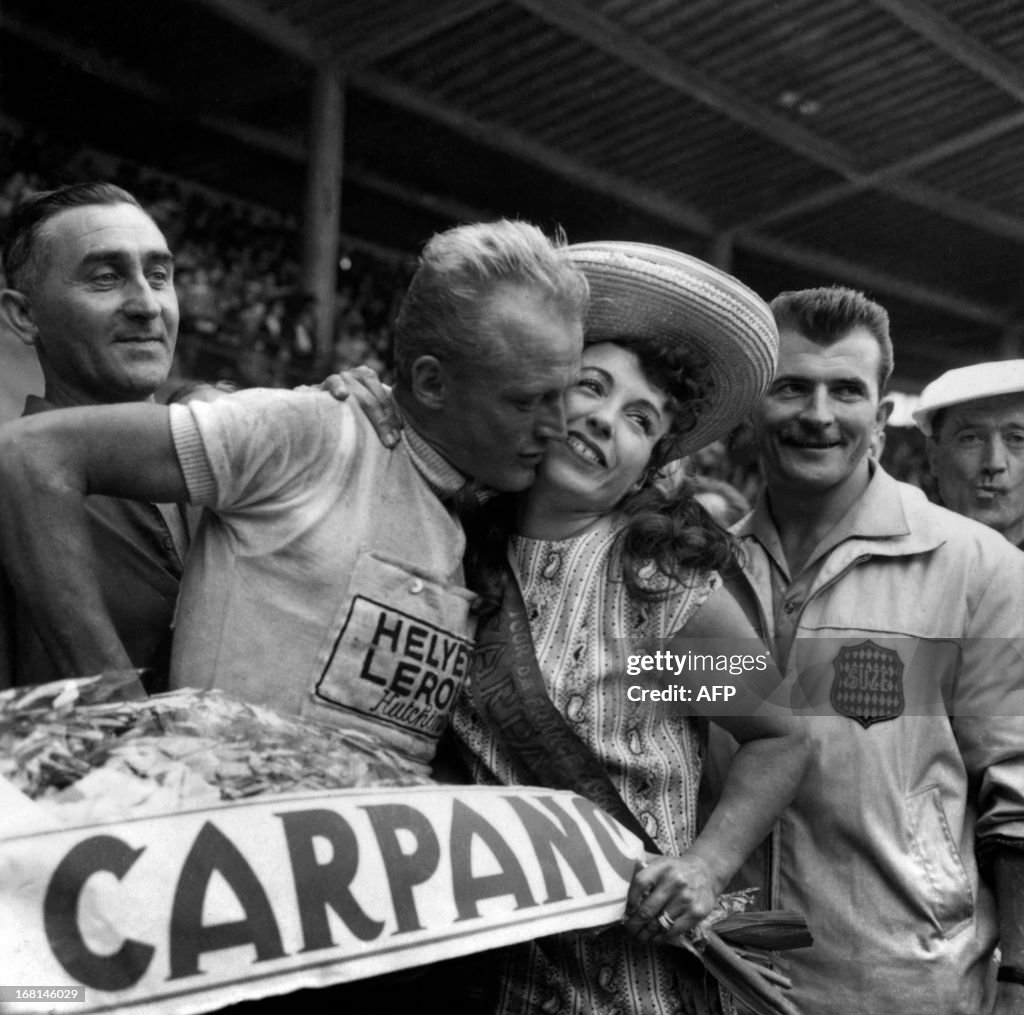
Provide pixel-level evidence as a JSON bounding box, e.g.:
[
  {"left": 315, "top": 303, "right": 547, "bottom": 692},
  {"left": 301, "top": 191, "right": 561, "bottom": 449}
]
[
  {"left": 677, "top": 888, "right": 812, "bottom": 1015},
  {"left": 0, "top": 672, "right": 430, "bottom": 827}
]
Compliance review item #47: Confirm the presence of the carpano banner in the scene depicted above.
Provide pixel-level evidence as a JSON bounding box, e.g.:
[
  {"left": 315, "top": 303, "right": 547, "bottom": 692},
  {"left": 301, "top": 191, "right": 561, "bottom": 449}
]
[{"left": 0, "top": 784, "right": 643, "bottom": 1014}]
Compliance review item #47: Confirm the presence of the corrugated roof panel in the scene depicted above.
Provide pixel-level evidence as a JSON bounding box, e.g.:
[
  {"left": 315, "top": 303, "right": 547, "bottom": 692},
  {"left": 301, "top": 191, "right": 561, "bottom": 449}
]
[
  {"left": 828, "top": 76, "right": 1019, "bottom": 167},
  {"left": 730, "top": 246, "right": 1002, "bottom": 387},
  {"left": 468, "top": 36, "right": 585, "bottom": 120},
  {"left": 936, "top": 0, "right": 1024, "bottom": 63},
  {"left": 608, "top": 118, "right": 838, "bottom": 220},
  {"left": 488, "top": 61, "right": 617, "bottom": 132},
  {"left": 5, "top": 0, "right": 1023, "bottom": 375},
  {"left": 376, "top": 6, "right": 567, "bottom": 97},
  {"left": 588, "top": 0, "right": 1019, "bottom": 162},
  {"left": 271, "top": 0, "right": 430, "bottom": 44},
  {"left": 914, "top": 125, "right": 1024, "bottom": 217},
  {"left": 377, "top": 3, "right": 839, "bottom": 222},
  {"left": 541, "top": 83, "right": 666, "bottom": 151},
  {"left": 766, "top": 189, "right": 1024, "bottom": 305}
]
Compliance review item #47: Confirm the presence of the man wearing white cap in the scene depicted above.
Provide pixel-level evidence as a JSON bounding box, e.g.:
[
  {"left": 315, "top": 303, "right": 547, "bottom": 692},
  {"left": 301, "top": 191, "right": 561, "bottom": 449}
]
[
  {"left": 914, "top": 360, "right": 1024, "bottom": 549},
  {"left": 707, "top": 286, "right": 1024, "bottom": 1015}
]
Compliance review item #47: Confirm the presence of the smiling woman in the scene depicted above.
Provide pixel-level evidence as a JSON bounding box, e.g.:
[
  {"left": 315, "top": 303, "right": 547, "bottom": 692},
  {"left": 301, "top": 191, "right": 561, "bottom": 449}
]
[
  {"left": 451, "top": 243, "right": 811, "bottom": 1015},
  {"left": 526, "top": 342, "right": 675, "bottom": 534}
]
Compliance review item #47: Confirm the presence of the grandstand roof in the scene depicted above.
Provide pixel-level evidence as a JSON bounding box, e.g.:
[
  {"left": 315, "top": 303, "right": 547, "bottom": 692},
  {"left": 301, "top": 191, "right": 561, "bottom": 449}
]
[{"left": 5, "top": 0, "right": 1024, "bottom": 388}]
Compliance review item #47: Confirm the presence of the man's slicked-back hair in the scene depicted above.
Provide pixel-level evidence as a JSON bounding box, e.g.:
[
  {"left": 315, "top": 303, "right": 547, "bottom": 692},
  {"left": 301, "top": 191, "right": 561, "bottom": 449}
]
[
  {"left": 770, "top": 286, "right": 894, "bottom": 394},
  {"left": 2, "top": 182, "right": 143, "bottom": 293},
  {"left": 392, "top": 218, "right": 589, "bottom": 385}
]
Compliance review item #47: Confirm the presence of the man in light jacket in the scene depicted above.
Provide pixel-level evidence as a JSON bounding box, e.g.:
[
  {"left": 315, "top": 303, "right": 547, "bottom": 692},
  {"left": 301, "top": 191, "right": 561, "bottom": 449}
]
[{"left": 709, "top": 286, "right": 1024, "bottom": 1015}]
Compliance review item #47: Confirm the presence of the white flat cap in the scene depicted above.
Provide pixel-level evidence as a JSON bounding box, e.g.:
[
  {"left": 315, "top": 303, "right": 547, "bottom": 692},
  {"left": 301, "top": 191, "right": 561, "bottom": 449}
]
[{"left": 913, "top": 359, "right": 1024, "bottom": 436}]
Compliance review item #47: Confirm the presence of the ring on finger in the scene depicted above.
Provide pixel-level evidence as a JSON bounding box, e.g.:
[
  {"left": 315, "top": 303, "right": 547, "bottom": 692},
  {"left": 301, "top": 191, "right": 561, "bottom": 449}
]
[{"left": 656, "top": 911, "right": 674, "bottom": 932}]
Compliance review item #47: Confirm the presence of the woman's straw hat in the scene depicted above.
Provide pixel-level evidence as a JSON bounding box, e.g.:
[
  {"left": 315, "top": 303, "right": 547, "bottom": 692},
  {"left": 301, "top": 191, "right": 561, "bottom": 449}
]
[{"left": 568, "top": 241, "right": 778, "bottom": 459}]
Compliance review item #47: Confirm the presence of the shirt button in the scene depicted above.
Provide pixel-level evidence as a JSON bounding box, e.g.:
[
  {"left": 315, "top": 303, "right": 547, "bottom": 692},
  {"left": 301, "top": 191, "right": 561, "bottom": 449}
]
[
  {"left": 410, "top": 579, "right": 424, "bottom": 594},
  {"left": 783, "top": 601, "right": 796, "bottom": 614}
]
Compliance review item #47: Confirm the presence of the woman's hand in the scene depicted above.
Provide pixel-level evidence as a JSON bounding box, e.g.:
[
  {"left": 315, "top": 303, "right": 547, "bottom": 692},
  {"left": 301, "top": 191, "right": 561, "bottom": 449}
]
[
  {"left": 316, "top": 366, "right": 402, "bottom": 448},
  {"left": 622, "top": 854, "right": 719, "bottom": 943}
]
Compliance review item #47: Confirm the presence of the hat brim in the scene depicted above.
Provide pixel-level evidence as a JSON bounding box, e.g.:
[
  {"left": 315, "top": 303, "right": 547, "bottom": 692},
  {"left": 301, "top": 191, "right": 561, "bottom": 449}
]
[
  {"left": 912, "top": 361, "right": 1024, "bottom": 436},
  {"left": 568, "top": 241, "right": 778, "bottom": 460}
]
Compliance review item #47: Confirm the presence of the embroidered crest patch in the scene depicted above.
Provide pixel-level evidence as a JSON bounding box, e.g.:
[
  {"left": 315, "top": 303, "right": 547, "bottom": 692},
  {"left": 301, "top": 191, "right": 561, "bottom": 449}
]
[{"left": 830, "top": 640, "right": 905, "bottom": 728}]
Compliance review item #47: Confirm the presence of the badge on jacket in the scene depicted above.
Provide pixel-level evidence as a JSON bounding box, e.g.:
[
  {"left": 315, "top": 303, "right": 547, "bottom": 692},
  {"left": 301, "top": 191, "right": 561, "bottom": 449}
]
[{"left": 830, "top": 640, "right": 905, "bottom": 728}]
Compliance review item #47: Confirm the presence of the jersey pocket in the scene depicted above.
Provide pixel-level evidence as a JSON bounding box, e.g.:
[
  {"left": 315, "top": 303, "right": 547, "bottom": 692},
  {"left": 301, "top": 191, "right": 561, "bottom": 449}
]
[
  {"left": 309, "top": 550, "right": 477, "bottom": 763},
  {"left": 904, "top": 784, "right": 974, "bottom": 937}
]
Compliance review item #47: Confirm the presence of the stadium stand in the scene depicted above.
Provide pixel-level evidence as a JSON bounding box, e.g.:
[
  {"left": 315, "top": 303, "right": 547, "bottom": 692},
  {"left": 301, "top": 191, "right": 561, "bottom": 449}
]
[{"left": 0, "top": 121, "right": 409, "bottom": 391}]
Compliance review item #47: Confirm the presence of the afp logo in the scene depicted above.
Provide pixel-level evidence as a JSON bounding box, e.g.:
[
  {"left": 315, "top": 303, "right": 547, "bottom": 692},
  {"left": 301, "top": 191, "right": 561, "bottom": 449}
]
[{"left": 830, "top": 640, "right": 905, "bottom": 728}]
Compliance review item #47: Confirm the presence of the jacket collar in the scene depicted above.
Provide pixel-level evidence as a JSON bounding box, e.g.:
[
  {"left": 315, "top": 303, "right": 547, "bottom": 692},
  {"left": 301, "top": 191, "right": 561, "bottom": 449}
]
[{"left": 735, "top": 464, "right": 947, "bottom": 580}]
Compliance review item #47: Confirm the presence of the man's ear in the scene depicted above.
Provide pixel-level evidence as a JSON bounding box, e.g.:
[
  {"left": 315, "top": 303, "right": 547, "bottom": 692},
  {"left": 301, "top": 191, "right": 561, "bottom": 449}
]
[
  {"left": 876, "top": 397, "right": 894, "bottom": 428},
  {"left": 408, "top": 355, "right": 448, "bottom": 410},
  {"left": 0, "top": 289, "right": 38, "bottom": 347}
]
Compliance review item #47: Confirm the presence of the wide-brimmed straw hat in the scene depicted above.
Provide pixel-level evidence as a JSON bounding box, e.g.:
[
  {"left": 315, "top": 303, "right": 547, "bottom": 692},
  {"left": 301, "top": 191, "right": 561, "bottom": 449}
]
[{"left": 567, "top": 241, "right": 778, "bottom": 460}]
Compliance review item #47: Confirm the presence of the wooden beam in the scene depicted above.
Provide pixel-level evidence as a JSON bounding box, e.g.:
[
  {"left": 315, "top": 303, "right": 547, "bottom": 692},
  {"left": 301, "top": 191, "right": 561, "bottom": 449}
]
[
  {"left": 876, "top": 112, "right": 1024, "bottom": 180},
  {"left": 190, "top": 0, "right": 320, "bottom": 61},
  {"left": 733, "top": 0, "right": 1024, "bottom": 238},
  {"left": 344, "top": 166, "right": 492, "bottom": 224},
  {"left": 330, "top": 0, "right": 495, "bottom": 65},
  {"left": 883, "top": 175, "right": 1024, "bottom": 244},
  {"left": 354, "top": 70, "right": 715, "bottom": 236},
  {"left": 869, "top": 0, "right": 1024, "bottom": 104},
  {"left": 195, "top": 0, "right": 1024, "bottom": 262},
  {"left": 516, "top": 0, "right": 1024, "bottom": 251},
  {"left": 198, "top": 114, "right": 305, "bottom": 161},
  {"left": 184, "top": 62, "right": 308, "bottom": 115},
  {"left": 736, "top": 231, "right": 1009, "bottom": 327},
  {"left": 737, "top": 158, "right": 1024, "bottom": 245},
  {"left": 358, "top": 69, "right": 1014, "bottom": 328},
  {"left": 512, "top": 0, "right": 857, "bottom": 176},
  {"left": 10, "top": 1, "right": 1014, "bottom": 333},
  {"left": 8, "top": 6, "right": 309, "bottom": 117},
  {"left": 737, "top": 111, "right": 1024, "bottom": 231},
  {"left": 199, "top": 113, "right": 491, "bottom": 224},
  {"left": 301, "top": 65, "right": 346, "bottom": 358},
  {"left": 199, "top": 0, "right": 492, "bottom": 69},
  {"left": 2, "top": 14, "right": 168, "bottom": 103}
]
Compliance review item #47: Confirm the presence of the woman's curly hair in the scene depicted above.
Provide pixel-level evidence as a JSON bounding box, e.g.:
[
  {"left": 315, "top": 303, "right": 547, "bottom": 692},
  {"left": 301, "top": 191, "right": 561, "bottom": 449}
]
[
  {"left": 464, "top": 335, "right": 742, "bottom": 614},
  {"left": 615, "top": 479, "right": 739, "bottom": 600}
]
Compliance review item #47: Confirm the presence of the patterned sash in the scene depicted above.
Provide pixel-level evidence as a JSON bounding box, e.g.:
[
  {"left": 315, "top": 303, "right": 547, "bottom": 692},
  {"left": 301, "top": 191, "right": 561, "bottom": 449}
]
[{"left": 469, "top": 562, "right": 660, "bottom": 855}]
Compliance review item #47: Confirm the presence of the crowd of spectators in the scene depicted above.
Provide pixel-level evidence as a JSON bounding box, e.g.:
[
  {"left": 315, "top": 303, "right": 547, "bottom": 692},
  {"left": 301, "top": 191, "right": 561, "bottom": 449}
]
[
  {"left": 0, "top": 122, "right": 937, "bottom": 510},
  {"left": 876, "top": 422, "right": 936, "bottom": 497},
  {"left": 0, "top": 124, "right": 409, "bottom": 390}
]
